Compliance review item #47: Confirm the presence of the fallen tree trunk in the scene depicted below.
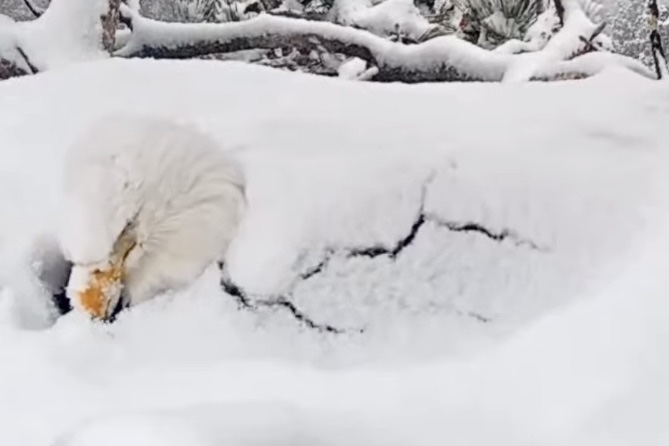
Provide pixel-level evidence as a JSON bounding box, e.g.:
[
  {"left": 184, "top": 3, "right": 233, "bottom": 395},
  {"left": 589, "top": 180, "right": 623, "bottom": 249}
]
[
  {"left": 0, "top": 0, "right": 656, "bottom": 83},
  {"left": 116, "top": 4, "right": 653, "bottom": 83}
]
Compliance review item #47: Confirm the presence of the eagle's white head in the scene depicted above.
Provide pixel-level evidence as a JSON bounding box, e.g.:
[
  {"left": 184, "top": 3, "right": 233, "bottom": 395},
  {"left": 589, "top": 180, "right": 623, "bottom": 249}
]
[{"left": 58, "top": 115, "right": 246, "bottom": 320}]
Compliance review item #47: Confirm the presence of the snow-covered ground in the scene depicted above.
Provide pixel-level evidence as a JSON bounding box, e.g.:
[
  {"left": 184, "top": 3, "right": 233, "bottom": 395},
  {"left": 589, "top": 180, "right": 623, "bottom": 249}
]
[{"left": 0, "top": 59, "right": 668, "bottom": 445}]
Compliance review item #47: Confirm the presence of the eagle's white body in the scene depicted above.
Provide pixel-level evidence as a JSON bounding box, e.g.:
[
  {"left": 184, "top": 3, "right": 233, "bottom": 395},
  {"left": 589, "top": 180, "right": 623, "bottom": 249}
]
[{"left": 59, "top": 116, "right": 246, "bottom": 313}]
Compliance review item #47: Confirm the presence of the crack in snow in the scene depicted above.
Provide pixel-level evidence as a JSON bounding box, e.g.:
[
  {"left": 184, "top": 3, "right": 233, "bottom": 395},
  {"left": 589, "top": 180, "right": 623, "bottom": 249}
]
[
  {"left": 301, "top": 212, "right": 544, "bottom": 283},
  {"left": 301, "top": 178, "right": 546, "bottom": 282},
  {"left": 219, "top": 267, "right": 355, "bottom": 334},
  {"left": 221, "top": 177, "right": 545, "bottom": 332},
  {"left": 427, "top": 215, "right": 547, "bottom": 251}
]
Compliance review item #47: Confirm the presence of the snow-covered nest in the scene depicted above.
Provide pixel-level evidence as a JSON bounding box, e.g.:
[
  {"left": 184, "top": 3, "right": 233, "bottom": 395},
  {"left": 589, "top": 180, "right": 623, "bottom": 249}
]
[{"left": 1, "top": 58, "right": 669, "bottom": 445}]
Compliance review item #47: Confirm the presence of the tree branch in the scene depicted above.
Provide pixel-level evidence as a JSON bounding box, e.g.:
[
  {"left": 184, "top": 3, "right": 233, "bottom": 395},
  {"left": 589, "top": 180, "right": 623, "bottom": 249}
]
[
  {"left": 15, "top": 46, "right": 38, "bottom": 74},
  {"left": 115, "top": 6, "right": 652, "bottom": 83},
  {"left": 117, "top": 8, "right": 383, "bottom": 73},
  {"left": 21, "top": 0, "right": 44, "bottom": 18}
]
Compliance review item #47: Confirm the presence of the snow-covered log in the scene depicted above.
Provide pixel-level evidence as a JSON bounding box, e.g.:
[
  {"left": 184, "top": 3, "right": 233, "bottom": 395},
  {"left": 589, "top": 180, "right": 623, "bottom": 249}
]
[
  {"left": 116, "top": 4, "right": 653, "bottom": 82},
  {"left": 0, "top": 0, "right": 655, "bottom": 83},
  {"left": 502, "top": 0, "right": 612, "bottom": 81}
]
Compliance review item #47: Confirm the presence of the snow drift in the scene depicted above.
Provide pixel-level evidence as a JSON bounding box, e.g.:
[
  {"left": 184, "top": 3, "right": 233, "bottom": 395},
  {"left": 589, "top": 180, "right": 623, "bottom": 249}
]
[{"left": 0, "top": 58, "right": 668, "bottom": 445}]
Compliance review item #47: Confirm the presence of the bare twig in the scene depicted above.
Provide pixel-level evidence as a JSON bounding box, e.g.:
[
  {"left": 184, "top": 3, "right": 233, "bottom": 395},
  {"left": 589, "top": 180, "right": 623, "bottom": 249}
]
[
  {"left": 575, "top": 21, "right": 607, "bottom": 57},
  {"left": 21, "top": 0, "right": 43, "bottom": 18},
  {"left": 16, "top": 46, "right": 38, "bottom": 74}
]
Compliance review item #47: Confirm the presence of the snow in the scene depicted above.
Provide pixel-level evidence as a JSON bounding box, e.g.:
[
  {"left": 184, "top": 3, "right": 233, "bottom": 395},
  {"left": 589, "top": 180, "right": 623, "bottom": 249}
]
[
  {"left": 116, "top": 7, "right": 653, "bottom": 82},
  {"left": 337, "top": 56, "right": 368, "bottom": 78},
  {"left": 327, "top": 0, "right": 374, "bottom": 25},
  {"left": 503, "top": 0, "right": 598, "bottom": 81},
  {"left": 341, "top": 0, "right": 432, "bottom": 40},
  {"left": 0, "top": 14, "right": 33, "bottom": 73},
  {"left": 0, "top": 0, "right": 108, "bottom": 71},
  {"left": 15, "top": 0, "right": 108, "bottom": 70},
  {"left": 0, "top": 58, "right": 668, "bottom": 445}
]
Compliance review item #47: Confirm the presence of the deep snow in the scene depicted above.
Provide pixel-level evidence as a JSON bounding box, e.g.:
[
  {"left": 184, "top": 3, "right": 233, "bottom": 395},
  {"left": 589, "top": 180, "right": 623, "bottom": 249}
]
[{"left": 0, "top": 59, "right": 668, "bottom": 445}]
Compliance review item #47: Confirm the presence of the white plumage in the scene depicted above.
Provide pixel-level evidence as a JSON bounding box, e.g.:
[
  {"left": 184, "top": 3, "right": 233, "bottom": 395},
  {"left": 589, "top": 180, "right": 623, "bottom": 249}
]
[{"left": 58, "top": 115, "right": 246, "bottom": 319}]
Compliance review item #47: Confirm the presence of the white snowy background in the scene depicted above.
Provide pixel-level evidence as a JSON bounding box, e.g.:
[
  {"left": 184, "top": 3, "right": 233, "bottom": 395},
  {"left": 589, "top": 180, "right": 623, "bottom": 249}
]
[{"left": 0, "top": 55, "right": 669, "bottom": 445}]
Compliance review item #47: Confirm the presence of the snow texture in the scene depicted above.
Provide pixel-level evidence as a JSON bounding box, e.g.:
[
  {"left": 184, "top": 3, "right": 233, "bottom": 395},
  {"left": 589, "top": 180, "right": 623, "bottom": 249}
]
[
  {"left": 335, "top": 0, "right": 432, "bottom": 40},
  {"left": 0, "top": 59, "right": 668, "bottom": 445},
  {"left": 337, "top": 56, "right": 368, "bottom": 78}
]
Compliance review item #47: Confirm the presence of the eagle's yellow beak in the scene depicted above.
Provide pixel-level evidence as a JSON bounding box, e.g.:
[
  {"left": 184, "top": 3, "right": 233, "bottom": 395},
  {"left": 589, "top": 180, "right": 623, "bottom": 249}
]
[
  {"left": 69, "top": 225, "right": 137, "bottom": 320},
  {"left": 76, "top": 260, "right": 125, "bottom": 319}
]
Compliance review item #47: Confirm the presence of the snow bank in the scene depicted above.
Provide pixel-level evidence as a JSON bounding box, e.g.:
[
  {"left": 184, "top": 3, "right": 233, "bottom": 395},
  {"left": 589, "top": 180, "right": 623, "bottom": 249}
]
[
  {"left": 57, "top": 236, "right": 669, "bottom": 445},
  {"left": 0, "top": 59, "right": 668, "bottom": 445}
]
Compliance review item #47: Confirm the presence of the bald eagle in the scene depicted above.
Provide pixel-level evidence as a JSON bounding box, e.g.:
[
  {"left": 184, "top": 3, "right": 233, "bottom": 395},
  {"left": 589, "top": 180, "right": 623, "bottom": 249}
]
[{"left": 56, "top": 116, "right": 246, "bottom": 321}]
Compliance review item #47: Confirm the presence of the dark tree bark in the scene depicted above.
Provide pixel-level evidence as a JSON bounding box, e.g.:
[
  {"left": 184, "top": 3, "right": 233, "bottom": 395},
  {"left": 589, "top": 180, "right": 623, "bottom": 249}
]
[
  {"left": 648, "top": 0, "right": 668, "bottom": 79},
  {"left": 21, "top": 0, "right": 44, "bottom": 18}
]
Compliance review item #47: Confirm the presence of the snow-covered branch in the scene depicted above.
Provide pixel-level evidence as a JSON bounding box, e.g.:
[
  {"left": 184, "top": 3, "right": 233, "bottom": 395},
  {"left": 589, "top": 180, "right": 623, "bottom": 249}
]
[
  {"left": 115, "top": 4, "right": 653, "bottom": 82},
  {"left": 502, "top": 0, "right": 609, "bottom": 81},
  {"left": 0, "top": 0, "right": 656, "bottom": 83},
  {"left": 118, "top": 8, "right": 384, "bottom": 73}
]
